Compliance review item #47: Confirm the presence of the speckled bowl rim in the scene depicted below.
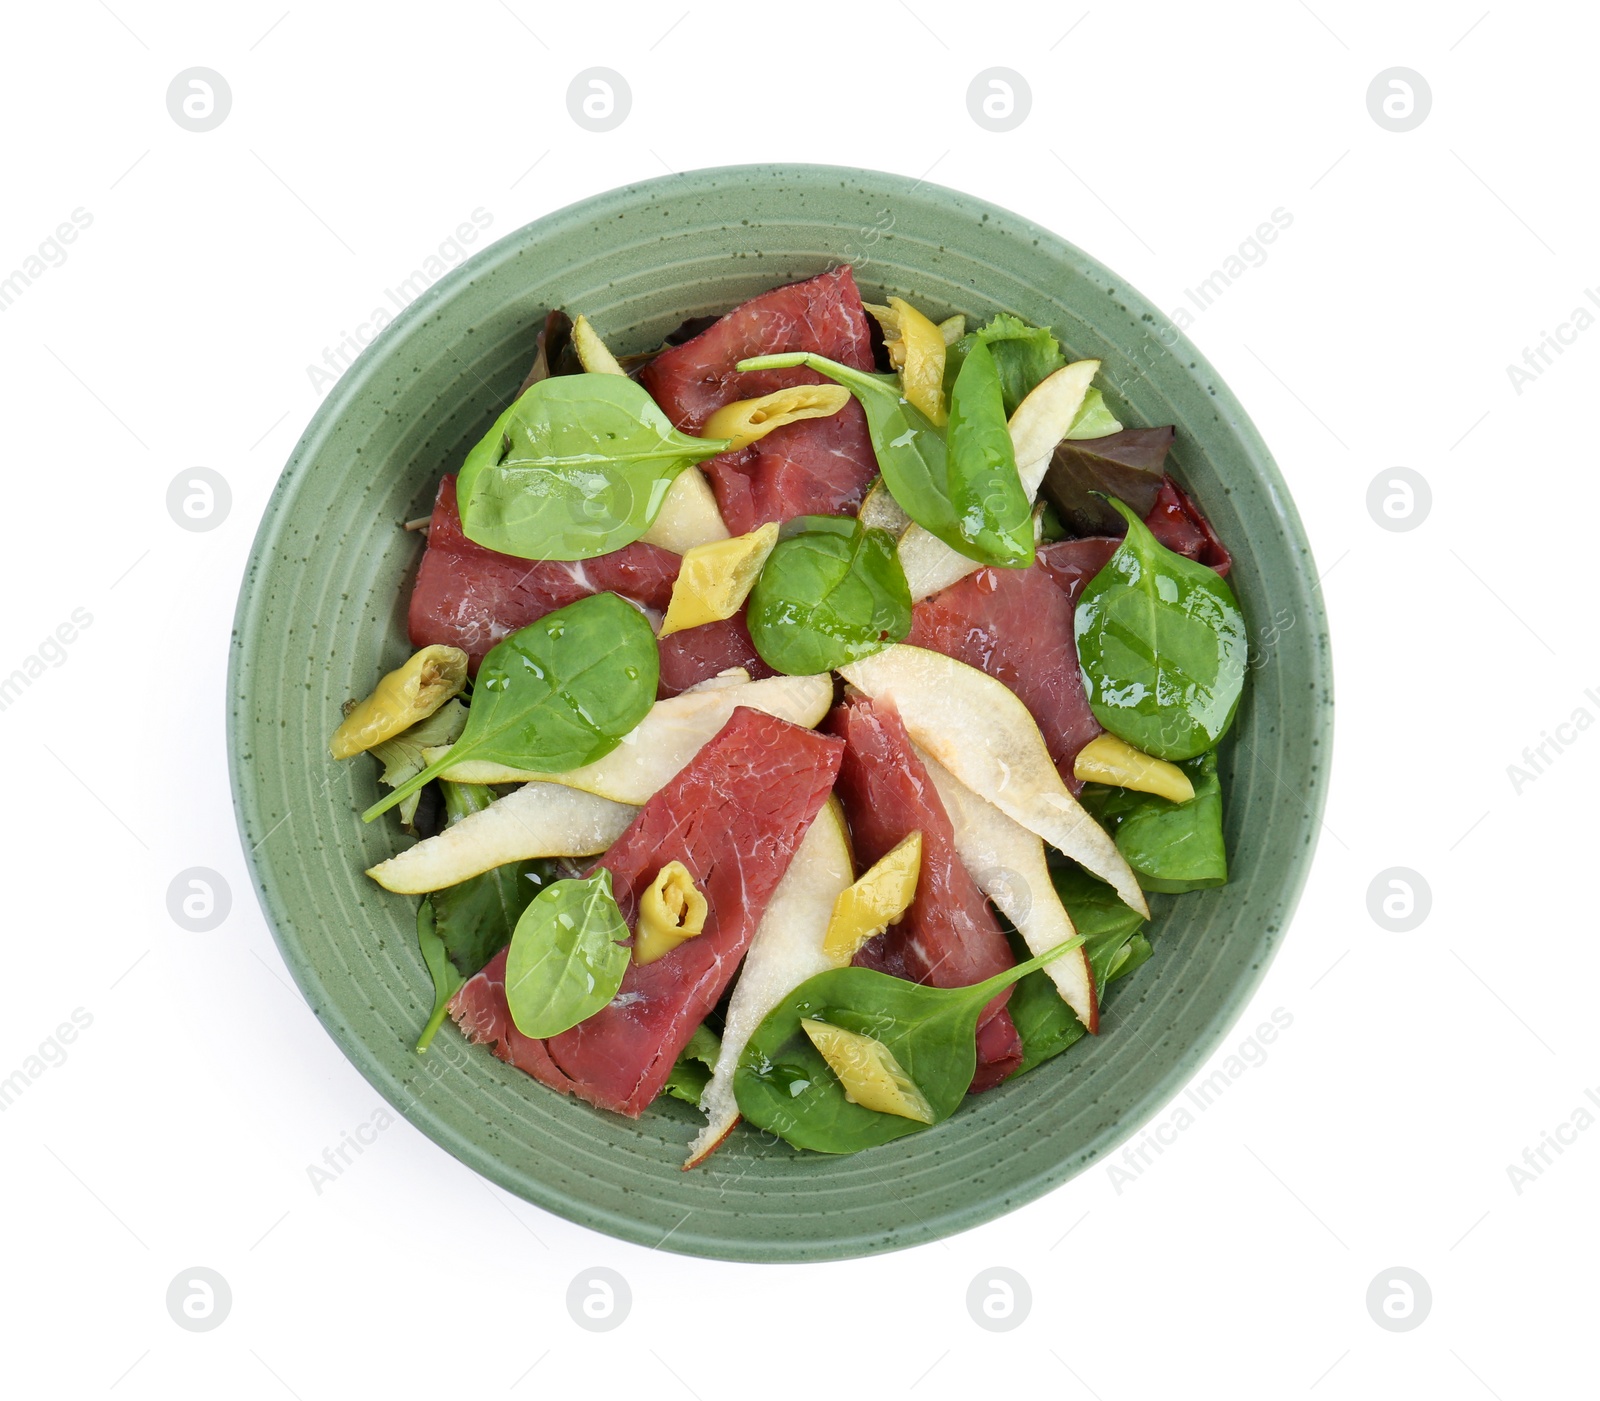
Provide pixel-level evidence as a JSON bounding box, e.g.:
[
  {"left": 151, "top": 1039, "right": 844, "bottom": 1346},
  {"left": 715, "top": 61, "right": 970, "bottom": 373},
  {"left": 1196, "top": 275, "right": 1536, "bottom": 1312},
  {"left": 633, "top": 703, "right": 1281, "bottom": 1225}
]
[{"left": 228, "top": 164, "right": 1333, "bottom": 1261}]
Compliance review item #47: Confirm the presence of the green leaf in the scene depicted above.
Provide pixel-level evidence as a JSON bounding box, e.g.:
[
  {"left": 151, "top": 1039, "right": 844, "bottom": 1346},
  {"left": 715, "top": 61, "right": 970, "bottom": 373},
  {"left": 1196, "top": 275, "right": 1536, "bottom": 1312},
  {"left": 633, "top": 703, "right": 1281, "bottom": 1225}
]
[
  {"left": 429, "top": 783, "right": 559, "bottom": 976},
  {"left": 734, "top": 937, "right": 1082, "bottom": 1154},
  {"left": 944, "top": 340, "right": 1034, "bottom": 568},
  {"left": 661, "top": 1025, "right": 722, "bottom": 1106},
  {"left": 503, "top": 869, "right": 631, "bottom": 1039},
  {"left": 369, "top": 699, "right": 469, "bottom": 827},
  {"left": 1074, "top": 497, "right": 1248, "bottom": 760},
  {"left": 457, "top": 373, "right": 729, "bottom": 561},
  {"left": 1064, "top": 387, "right": 1122, "bottom": 440},
  {"left": 747, "top": 515, "right": 911, "bottom": 675},
  {"left": 943, "top": 314, "right": 1066, "bottom": 417},
  {"left": 414, "top": 900, "right": 464, "bottom": 1053},
  {"left": 1008, "top": 866, "right": 1150, "bottom": 1075},
  {"left": 1080, "top": 751, "right": 1227, "bottom": 893},
  {"left": 363, "top": 593, "right": 658, "bottom": 821},
  {"left": 736, "top": 351, "right": 1033, "bottom": 569}
]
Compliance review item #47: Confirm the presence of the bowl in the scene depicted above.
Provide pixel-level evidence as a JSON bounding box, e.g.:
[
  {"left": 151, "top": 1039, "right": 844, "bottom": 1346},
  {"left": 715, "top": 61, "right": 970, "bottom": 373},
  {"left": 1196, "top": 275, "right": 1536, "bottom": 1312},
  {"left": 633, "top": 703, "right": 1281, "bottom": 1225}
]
[{"left": 229, "top": 164, "right": 1332, "bottom": 1261}]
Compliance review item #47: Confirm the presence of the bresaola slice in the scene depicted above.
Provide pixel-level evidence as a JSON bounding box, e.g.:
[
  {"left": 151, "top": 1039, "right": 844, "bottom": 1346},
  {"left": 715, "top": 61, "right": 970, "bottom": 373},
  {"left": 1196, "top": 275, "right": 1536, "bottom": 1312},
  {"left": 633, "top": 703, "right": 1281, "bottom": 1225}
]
[
  {"left": 407, "top": 476, "right": 679, "bottom": 670},
  {"left": 640, "top": 268, "right": 880, "bottom": 532},
  {"left": 908, "top": 563, "right": 1102, "bottom": 791},
  {"left": 657, "top": 612, "right": 775, "bottom": 697},
  {"left": 826, "top": 694, "right": 1023, "bottom": 1092},
  {"left": 450, "top": 707, "right": 843, "bottom": 1117}
]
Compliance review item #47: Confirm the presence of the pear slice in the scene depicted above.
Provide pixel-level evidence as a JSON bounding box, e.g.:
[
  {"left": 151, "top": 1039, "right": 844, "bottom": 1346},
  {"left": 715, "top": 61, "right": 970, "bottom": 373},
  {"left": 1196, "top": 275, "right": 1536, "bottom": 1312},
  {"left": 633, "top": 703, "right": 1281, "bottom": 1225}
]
[
  {"left": 800, "top": 1019, "right": 935, "bottom": 1123},
  {"left": 685, "top": 799, "right": 853, "bottom": 1168},
  {"left": 365, "top": 782, "right": 636, "bottom": 894},
  {"left": 571, "top": 314, "right": 627, "bottom": 376},
  {"left": 857, "top": 476, "right": 912, "bottom": 536},
  {"left": 639, "top": 466, "right": 731, "bottom": 553},
  {"left": 426, "top": 672, "right": 833, "bottom": 804},
  {"left": 839, "top": 645, "right": 1148, "bottom": 917},
  {"left": 918, "top": 747, "right": 1097, "bottom": 1031},
  {"left": 897, "top": 359, "right": 1100, "bottom": 601}
]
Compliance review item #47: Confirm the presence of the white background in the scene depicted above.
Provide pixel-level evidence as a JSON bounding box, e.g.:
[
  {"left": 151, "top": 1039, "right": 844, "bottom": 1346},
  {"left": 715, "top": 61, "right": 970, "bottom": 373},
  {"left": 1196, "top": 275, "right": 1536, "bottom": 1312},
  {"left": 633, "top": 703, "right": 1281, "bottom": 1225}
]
[{"left": 1, "top": 1, "right": 1593, "bottom": 1396}]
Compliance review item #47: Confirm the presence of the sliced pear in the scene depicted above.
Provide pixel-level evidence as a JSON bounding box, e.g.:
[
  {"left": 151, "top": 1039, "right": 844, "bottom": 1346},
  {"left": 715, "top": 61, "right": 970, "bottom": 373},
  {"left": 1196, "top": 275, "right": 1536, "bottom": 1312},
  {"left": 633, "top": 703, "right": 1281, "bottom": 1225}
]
[
  {"left": 823, "top": 830, "right": 921, "bottom": 967},
  {"left": 918, "top": 748, "right": 1096, "bottom": 1031},
  {"left": 639, "top": 465, "right": 731, "bottom": 553},
  {"left": 365, "top": 782, "right": 636, "bottom": 894},
  {"left": 858, "top": 476, "right": 911, "bottom": 536},
  {"left": 800, "top": 1019, "right": 935, "bottom": 1123},
  {"left": 633, "top": 860, "right": 708, "bottom": 965},
  {"left": 659, "top": 522, "right": 779, "bottom": 637},
  {"left": 897, "top": 359, "right": 1100, "bottom": 602},
  {"left": 686, "top": 799, "right": 854, "bottom": 1168},
  {"left": 682, "top": 667, "right": 751, "bottom": 692},
  {"left": 1073, "top": 734, "right": 1195, "bottom": 803},
  {"left": 426, "top": 672, "right": 833, "bottom": 803},
  {"left": 936, "top": 313, "right": 966, "bottom": 345},
  {"left": 838, "top": 645, "right": 1148, "bottom": 917},
  {"left": 571, "top": 314, "right": 626, "bottom": 376}
]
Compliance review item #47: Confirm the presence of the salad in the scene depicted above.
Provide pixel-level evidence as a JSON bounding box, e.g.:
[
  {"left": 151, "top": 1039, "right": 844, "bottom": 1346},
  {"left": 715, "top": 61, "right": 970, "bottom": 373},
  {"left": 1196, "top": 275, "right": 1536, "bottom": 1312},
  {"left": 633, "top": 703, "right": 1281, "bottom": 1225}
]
[{"left": 329, "top": 268, "right": 1247, "bottom": 1165}]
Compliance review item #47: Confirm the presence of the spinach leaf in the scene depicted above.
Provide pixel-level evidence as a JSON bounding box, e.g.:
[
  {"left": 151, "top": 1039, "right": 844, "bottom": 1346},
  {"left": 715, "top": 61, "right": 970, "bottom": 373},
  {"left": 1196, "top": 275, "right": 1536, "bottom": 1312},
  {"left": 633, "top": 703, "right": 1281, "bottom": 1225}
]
[
  {"left": 737, "top": 351, "right": 1031, "bottom": 569},
  {"left": 503, "top": 869, "right": 631, "bottom": 1039},
  {"left": 430, "top": 783, "right": 559, "bottom": 976},
  {"left": 363, "top": 593, "right": 658, "bottom": 821},
  {"left": 661, "top": 1025, "right": 722, "bottom": 1106},
  {"left": 1080, "top": 750, "right": 1227, "bottom": 893},
  {"left": 943, "top": 314, "right": 1066, "bottom": 418},
  {"left": 1008, "top": 866, "right": 1150, "bottom": 1075},
  {"left": 944, "top": 340, "right": 1034, "bottom": 568},
  {"left": 457, "top": 373, "right": 730, "bottom": 561},
  {"left": 414, "top": 900, "right": 464, "bottom": 1053},
  {"left": 1075, "top": 497, "right": 1247, "bottom": 760},
  {"left": 747, "top": 515, "right": 912, "bottom": 675},
  {"left": 734, "top": 936, "right": 1082, "bottom": 1154}
]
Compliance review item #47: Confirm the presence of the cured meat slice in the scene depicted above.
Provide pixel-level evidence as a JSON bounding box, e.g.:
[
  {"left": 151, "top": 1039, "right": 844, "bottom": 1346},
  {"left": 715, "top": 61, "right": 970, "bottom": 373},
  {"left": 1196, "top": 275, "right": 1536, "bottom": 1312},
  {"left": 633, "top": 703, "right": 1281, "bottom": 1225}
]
[
  {"left": 451, "top": 707, "right": 843, "bottom": 1117},
  {"left": 407, "top": 476, "right": 679, "bottom": 669},
  {"left": 657, "top": 612, "right": 775, "bottom": 697},
  {"left": 825, "top": 694, "right": 1022, "bottom": 1092},
  {"left": 1037, "top": 537, "right": 1120, "bottom": 608},
  {"left": 908, "top": 563, "right": 1102, "bottom": 791},
  {"left": 640, "top": 268, "right": 880, "bottom": 532}
]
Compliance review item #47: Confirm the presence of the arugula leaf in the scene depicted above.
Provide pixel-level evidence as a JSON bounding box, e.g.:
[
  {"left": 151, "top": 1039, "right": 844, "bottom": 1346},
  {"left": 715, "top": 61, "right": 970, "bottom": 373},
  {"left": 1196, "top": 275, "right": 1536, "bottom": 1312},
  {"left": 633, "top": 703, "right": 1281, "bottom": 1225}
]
[
  {"left": 944, "top": 340, "right": 1033, "bottom": 569},
  {"left": 503, "top": 870, "right": 631, "bottom": 1039},
  {"left": 1075, "top": 497, "right": 1247, "bottom": 760},
  {"left": 363, "top": 593, "right": 658, "bottom": 821},
  {"left": 735, "top": 937, "right": 1082, "bottom": 1154},
  {"left": 944, "top": 314, "right": 1066, "bottom": 418},
  {"left": 414, "top": 900, "right": 464, "bottom": 1053},
  {"left": 429, "top": 783, "right": 558, "bottom": 976},
  {"left": 1080, "top": 750, "right": 1227, "bottom": 893},
  {"left": 457, "top": 374, "right": 729, "bottom": 561},
  {"left": 661, "top": 1025, "right": 722, "bottom": 1106},
  {"left": 747, "top": 515, "right": 911, "bottom": 675}
]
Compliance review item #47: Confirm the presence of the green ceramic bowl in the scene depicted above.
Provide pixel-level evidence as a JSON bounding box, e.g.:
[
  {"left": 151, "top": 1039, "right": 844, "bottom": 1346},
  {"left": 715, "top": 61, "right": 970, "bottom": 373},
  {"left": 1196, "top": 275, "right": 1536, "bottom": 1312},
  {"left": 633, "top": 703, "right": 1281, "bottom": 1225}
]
[{"left": 230, "top": 165, "right": 1332, "bottom": 1262}]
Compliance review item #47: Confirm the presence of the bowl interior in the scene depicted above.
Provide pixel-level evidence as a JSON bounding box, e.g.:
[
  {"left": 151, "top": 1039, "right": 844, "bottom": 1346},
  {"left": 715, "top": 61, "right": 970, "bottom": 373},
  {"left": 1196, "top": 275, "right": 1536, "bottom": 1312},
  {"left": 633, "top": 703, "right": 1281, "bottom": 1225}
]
[{"left": 230, "top": 165, "right": 1331, "bottom": 1261}]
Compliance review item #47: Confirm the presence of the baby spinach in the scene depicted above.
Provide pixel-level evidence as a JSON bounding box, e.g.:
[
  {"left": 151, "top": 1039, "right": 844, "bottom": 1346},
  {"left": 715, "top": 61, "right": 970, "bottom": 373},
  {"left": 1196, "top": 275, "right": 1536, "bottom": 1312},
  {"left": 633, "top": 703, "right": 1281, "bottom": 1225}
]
[
  {"left": 430, "top": 783, "right": 558, "bottom": 975},
  {"left": 1075, "top": 497, "right": 1247, "bottom": 761},
  {"left": 943, "top": 313, "right": 1066, "bottom": 418},
  {"left": 736, "top": 351, "right": 1028, "bottom": 569},
  {"left": 944, "top": 340, "right": 1034, "bottom": 568},
  {"left": 1066, "top": 387, "right": 1122, "bottom": 440},
  {"left": 363, "top": 593, "right": 658, "bottom": 821},
  {"left": 661, "top": 1025, "right": 722, "bottom": 1106},
  {"left": 1009, "top": 866, "right": 1151, "bottom": 1074},
  {"left": 457, "top": 373, "right": 730, "bottom": 561},
  {"left": 503, "top": 869, "right": 631, "bottom": 1039},
  {"left": 735, "top": 936, "right": 1083, "bottom": 1154},
  {"left": 747, "top": 515, "right": 912, "bottom": 675},
  {"left": 414, "top": 900, "right": 464, "bottom": 1052},
  {"left": 1081, "top": 750, "right": 1227, "bottom": 893}
]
